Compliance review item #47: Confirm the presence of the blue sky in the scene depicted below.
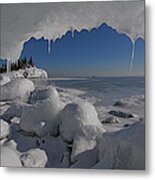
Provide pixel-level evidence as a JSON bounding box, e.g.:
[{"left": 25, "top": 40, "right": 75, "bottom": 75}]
[{"left": 19, "top": 23, "right": 144, "bottom": 77}]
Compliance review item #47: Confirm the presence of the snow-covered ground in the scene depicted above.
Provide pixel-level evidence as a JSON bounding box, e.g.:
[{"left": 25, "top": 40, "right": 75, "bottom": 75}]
[{"left": 0, "top": 75, "right": 145, "bottom": 169}]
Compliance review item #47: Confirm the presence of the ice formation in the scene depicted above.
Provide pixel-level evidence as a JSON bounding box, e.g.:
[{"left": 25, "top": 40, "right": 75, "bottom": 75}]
[
  {"left": 0, "top": 67, "right": 48, "bottom": 81},
  {"left": 0, "top": 146, "right": 22, "bottom": 167},
  {"left": 1, "top": 79, "right": 35, "bottom": 101},
  {"left": 59, "top": 101, "right": 102, "bottom": 143},
  {"left": 0, "top": 119, "right": 10, "bottom": 145},
  {"left": 1, "top": 1, "right": 144, "bottom": 62},
  {"left": 20, "top": 148, "right": 47, "bottom": 167},
  {"left": 130, "top": 41, "right": 136, "bottom": 71},
  {"left": 95, "top": 122, "right": 145, "bottom": 170},
  {"left": 20, "top": 88, "right": 63, "bottom": 137}
]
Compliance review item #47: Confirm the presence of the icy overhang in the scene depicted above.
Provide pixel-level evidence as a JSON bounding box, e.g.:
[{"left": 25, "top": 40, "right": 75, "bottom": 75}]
[{"left": 0, "top": 1, "right": 144, "bottom": 62}]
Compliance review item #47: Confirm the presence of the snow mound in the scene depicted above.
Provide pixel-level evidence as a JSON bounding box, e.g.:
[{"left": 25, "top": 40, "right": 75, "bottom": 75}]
[
  {"left": 29, "top": 85, "right": 59, "bottom": 104},
  {"left": 20, "top": 97, "right": 63, "bottom": 137},
  {"left": 0, "top": 74, "right": 11, "bottom": 86},
  {"left": 0, "top": 79, "right": 35, "bottom": 102},
  {"left": 59, "top": 101, "right": 102, "bottom": 143},
  {"left": 0, "top": 146, "right": 22, "bottom": 167},
  {"left": 0, "top": 119, "right": 10, "bottom": 144},
  {"left": 20, "top": 148, "right": 47, "bottom": 167},
  {"left": 114, "top": 95, "right": 144, "bottom": 107},
  {"left": 95, "top": 122, "right": 145, "bottom": 170}
]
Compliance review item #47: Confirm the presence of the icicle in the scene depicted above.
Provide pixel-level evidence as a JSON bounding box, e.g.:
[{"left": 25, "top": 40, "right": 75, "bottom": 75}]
[
  {"left": 129, "top": 40, "right": 135, "bottom": 72},
  {"left": 6, "top": 60, "right": 11, "bottom": 73},
  {"left": 71, "top": 29, "right": 74, "bottom": 38},
  {"left": 47, "top": 39, "right": 51, "bottom": 54},
  {"left": 70, "top": 27, "right": 74, "bottom": 38}
]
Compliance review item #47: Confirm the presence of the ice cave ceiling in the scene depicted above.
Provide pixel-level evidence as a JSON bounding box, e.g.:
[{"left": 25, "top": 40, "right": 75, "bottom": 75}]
[{"left": 0, "top": 1, "right": 144, "bottom": 63}]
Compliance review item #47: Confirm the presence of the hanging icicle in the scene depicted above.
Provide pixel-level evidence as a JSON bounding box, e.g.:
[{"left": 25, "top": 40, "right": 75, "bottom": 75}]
[
  {"left": 48, "top": 39, "right": 51, "bottom": 54},
  {"left": 129, "top": 40, "right": 135, "bottom": 72},
  {"left": 71, "top": 28, "right": 74, "bottom": 38},
  {"left": 6, "top": 60, "right": 11, "bottom": 73}
]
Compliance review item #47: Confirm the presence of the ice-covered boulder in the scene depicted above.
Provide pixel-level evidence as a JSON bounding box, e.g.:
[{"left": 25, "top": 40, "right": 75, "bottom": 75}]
[
  {"left": 20, "top": 97, "right": 63, "bottom": 137},
  {"left": 108, "top": 110, "right": 134, "bottom": 118},
  {"left": 1, "top": 102, "right": 31, "bottom": 121},
  {"left": 102, "top": 116, "right": 120, "bottom": 124},
  {"left": 71, "top": 125, "right": 104, "bottom": 160},
  {"left": 40, "top": 136, "right": 68, "bottom": 168},
  {"left": 20, "top": 148, "right": 47, "bottom": 167},
  {"left": 0, "top": 146, "right": 22, "bottom": 167},
  {"left": 94, "top": 122, "right": 145, "bottom": 170},
  {"left": 59, "top": 101, "right": 102, "bottom": 143},
  {"left": 29, "top": 85, "right": 59, "bottom": 104},
  {"left": 0, "top": 79, "right": 35, "bottom": 102},
  {"left": 0, "top": 74, "right": 11, "bottom": 86},
  {"left": 0, "top": 119, "right": 10, "bottom": 145}
]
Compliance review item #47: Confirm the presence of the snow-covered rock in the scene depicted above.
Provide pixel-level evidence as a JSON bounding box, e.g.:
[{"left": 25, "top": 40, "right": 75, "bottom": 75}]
[
  {"left": 71, "top": 125, "right": 104, "bottom": 160},
  {"left": 59, "top": 101, "right": 102, "bottom": 143},
  {"left": 0, "top": 146, "right": 22, "bottom": 167},
  {"left": 0, "top": 119, "right": 10, "bottom": 145},
  {"left": 20, "top": 148, "right": 47, "bottom": 167},
  {"left": 0, "top": 79, "right": 35, "bottom": 102},
  {"left": 1, "top": 102, "right": 31, "bottom": 121},
  {"left": 102, "top": 116, "right": 120, "bottom": 124},
  {"left": 108, "top": 110, "right": 134, "bottom": 118},
  {"left": 94, "top": 122, "right": 145, "bottom": 170},
  {"left": 40, "top": 136, "right": 68, "bottom": 168},
  {"left": 20, "top": 97, "right": 63, "bottom": 137},
  {"left": 29, "top": 85, "right": 60, "bottom": 104},
  {"left": 0, "top": 74, "right": 11, "bottom": 86}
]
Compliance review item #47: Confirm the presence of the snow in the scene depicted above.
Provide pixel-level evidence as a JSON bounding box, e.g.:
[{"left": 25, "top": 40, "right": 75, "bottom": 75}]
[
  {"left": 0, "top": 119, "right": 10, "bottom": 145},
  {"left": 71, "top": 125, "right": 104, "bottom": 161},
  {"left": 0, "top": 146, "right": 22, "bottom": 167},
  {"left": 0, "top": 75, "right": 145, "bottom": 168},
  {"left": 28, "top": 85, "right": 60, "bottom": 104},
  {"left": 59, "top": 101, "right": 102, "bottom": 143},
  {"left": 0, "top": 75, "right": 11, "bottom": 86},
  {"left": 0, "top": 79, "right": 35, "bottom": 102},
  {"left": 94, "top": 122, "right": 145, "bottom": 170},
  {"left": 1, "top": 102, "right": 30, "bottom": 121},
  {"left": 20, "top": 96, "right": 63, "bottom": 137},
  {"left": 0, "top": 67, "right": 48, "bottom": 80},
  {"left": 20, "top": 148, "right": 47, "bottom": 167},
  {"left": 1, "top": 1, "right": 144, "bottom": 62}
]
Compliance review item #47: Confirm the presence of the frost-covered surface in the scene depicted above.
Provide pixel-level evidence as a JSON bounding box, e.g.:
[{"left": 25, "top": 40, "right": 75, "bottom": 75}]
[
  {"left": 0, "top": 67, "right": 48, "bottom": 82},
  {"left": 0, "top": 77, "right": 145, "bottom": 169}
]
